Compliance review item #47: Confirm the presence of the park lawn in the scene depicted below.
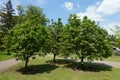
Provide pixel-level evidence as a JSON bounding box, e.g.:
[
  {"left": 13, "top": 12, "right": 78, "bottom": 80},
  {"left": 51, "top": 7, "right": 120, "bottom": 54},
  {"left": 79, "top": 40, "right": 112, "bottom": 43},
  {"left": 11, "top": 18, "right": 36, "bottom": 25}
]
[
  {"left": 0, "top": 56, "right": 120, "bottom": 80},
  {"left": 0, "top": 51, "right": 13, "bottom": 61},
  {"left": 105, "top": 54, "right": 120, "bottom": 62}
]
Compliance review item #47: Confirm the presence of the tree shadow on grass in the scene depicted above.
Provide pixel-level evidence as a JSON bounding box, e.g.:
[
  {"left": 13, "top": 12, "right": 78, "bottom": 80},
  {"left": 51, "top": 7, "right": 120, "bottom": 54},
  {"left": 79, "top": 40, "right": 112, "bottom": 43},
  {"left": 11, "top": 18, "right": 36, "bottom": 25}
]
[
  {"left": 17, "top": 64, "right": 59, "bottom": 75},
  {"left": 46, "top": 59, "right": 75, "bottom": 65},
  {"left": 65, "top": 62, "right": 112, "bottom": 72},
  {"left": 46, "top": 59, "right": 112, "bottom": 72}
]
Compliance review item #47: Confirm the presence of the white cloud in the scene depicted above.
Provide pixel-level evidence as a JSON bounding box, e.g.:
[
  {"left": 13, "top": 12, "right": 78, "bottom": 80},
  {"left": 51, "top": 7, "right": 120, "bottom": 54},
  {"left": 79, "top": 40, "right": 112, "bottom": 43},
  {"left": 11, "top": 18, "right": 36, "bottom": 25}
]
[
  {"left": 97, "top": 0, "right": 120, "bottom": 15},
  {"left": 77, "top": 0, "right": 120, "bottom": 22},
  {"left": 95, "top": 1, "right": 101, "bottom": 6},
  {"left": 102, "top": 22, "right": 120, "bottom": 34},
  {"left": 77, "top": 5, "right": 103, "bottom": 22},
  {"left": 76, "top": 0, "right": 120, "bottom": 34},
  {"left": 63, "top": 2, "right": 74, "bottom": 11}
]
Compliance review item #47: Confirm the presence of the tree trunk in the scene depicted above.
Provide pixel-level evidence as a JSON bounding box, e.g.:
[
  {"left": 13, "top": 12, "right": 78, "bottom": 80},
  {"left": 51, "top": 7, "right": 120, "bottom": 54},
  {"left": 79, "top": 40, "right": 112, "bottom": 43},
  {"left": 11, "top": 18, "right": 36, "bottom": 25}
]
[
  {"left": 81, "top": 57, "right": 84, "bottom": 64},
  {"left": 80, "top": 49, "right": 84, "bottom": 65},
  {"left": 7, "top": 50, "right": 10, "bottom": 55},
  {"left": 80, "top": 57, "right": 84, "bottom": 69},
  {"left": 25, "top": 55, "right": 29, "bottom": 70},
  {"left": 53, "top": 54, "right": 56, "bottom": 63}
]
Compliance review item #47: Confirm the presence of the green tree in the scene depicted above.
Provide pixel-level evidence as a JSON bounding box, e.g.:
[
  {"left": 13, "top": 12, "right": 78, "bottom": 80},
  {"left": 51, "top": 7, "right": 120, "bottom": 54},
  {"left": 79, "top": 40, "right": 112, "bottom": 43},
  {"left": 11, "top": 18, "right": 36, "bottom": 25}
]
[
  {"left": 61, "top": 14, "right": 81, "bottom": 58},
  {"left": 108, "top": 34, "right": 116, "bottom": 46},
  {"left": 112, "top": 25, "right": 120, "bottom": 48},
  {"left": 48, "top": 18, "right": 63, "bottom": 63},
  {"left": 62, "top": 14, "right": 112, "bottom": 64},
  {"left": 16, "top": 5, "right": 46, "bottom": 25},
  {"left": 16, "top": 5, "right": 25, "bottom": 24},
  {"left": 25, "top": 5, "right": 47, "bottom": 25},
  {"left": 0, "top": 0, "right": 15, "bottom": 37},
  {"left": 3, "top": 16, "right": 49, "bottom": 69}
]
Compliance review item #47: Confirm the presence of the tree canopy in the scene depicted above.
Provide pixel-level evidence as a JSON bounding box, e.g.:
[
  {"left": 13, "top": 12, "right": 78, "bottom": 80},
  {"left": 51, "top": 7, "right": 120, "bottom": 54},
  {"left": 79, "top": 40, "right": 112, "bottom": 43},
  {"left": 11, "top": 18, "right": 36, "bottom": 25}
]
[
  {"left": 3, "top": 16, "right": 50, "bottom": 69},
  {"left": 25, "top": 5, "right": 47, "bottom": 25},
  {"left": 61, "top": 14, "right": 112, "bottom": 64},
  {"left": 48, "top": 18, "right": 63, "bottom": 63}
]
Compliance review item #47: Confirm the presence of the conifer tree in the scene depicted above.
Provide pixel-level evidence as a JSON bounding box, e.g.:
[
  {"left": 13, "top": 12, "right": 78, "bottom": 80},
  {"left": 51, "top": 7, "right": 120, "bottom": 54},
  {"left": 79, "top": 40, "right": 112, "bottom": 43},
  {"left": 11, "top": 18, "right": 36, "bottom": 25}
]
[{"left": 0, "top": 0, "right": 15, "bottom": 37}]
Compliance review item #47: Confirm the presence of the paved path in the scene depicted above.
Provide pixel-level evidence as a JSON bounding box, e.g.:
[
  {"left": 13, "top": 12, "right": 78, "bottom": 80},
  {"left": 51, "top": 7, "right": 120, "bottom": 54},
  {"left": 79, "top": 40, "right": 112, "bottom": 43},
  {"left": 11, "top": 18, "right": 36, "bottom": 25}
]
[
  {"left": 0, "top": 59, "right": 20, "bottom": 73},
  {"left": 93, "top": 61, "right": 120, "bottom": 68}
]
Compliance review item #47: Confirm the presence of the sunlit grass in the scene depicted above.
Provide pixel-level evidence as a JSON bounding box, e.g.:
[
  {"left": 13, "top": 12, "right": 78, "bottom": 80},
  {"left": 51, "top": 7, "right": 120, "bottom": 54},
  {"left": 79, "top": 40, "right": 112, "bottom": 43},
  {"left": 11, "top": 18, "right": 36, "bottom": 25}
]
[
  {"left": 0, "top": 51, "right": 13, "bottom": 61},
  {"left": 105, "top": 54, "right": 120, "bottom": 62}
]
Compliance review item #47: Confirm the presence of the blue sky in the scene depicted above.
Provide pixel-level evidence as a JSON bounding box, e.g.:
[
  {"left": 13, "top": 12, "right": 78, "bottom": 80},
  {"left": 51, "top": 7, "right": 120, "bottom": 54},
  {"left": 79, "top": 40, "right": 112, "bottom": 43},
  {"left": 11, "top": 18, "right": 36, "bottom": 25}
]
[{"left": 0, "top": 0, "right": 120, "bottom": 34}]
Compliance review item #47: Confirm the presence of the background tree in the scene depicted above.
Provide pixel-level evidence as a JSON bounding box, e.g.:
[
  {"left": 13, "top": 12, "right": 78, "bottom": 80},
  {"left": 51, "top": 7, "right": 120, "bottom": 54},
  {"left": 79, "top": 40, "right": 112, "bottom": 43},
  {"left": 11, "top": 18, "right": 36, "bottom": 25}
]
[
  {"left": 61, "top": 14, "right": 112, "bottom": 64},
  {"left": 16, "top": 5, "right": 25, "bottom": 24},
  {"left": 25, "top": 5, "right": 47, "bottom": 25},
  {"left": 112, "top": 25, "right": 120, "bottom": 48},
  {"left": 3, "top": 16, "right": 50, "bottom": 69},
  {"left": 48, "top": 18, "right": 63, "bottom": 63},
  {"left": 79, "top": 16, "right": 112, "bottom": 63},
  {"left": 3, "top": 4, "right": 49, "bottom": 69},
  {"left": 0, "top": 0, "right": 15, "bottom": 37},
  {"left": 0, "top": 0, "right": 16, "bottom": 53},
  {"left": 61, "top": 14, "right": 81, "bottom": 58}
]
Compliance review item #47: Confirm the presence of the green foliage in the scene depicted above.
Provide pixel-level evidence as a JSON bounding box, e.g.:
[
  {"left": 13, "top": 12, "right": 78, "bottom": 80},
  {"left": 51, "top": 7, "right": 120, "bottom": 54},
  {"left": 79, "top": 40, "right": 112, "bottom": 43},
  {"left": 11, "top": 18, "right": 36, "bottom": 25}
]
[
  {"left": 0, "top": 0, "right": 15, "bottom": 37},
  {"left": 48, "top": 18, "right": 63, "bottom": 63},
  {"left": 112, "top": 25, "right": 120, "bottom": 37},
  {"left": 61, "top": 14, "right": 81, "bottom": 58},
  {"left": 16, "top": 5, "right": 25, "bottom": 24},
  {"left": 16, "top": 5, "right": 47, "bottom": 26},
  {"left": 61, "top": 14, "right": 112, "bottom": 63},
  {"left": 25, "top": 5, "right": 47, "bottom": 25},
  {"left": 112, "top": 25, "right": 120, "bottom": 47},
  {"left": 108, "top": 34, "right": 116, "bottom": 44},
  {"left": 2, "top": 4, "right": 48, "bottom": 69},
  {"left": 3, "top": 16, "right": 49, "bottom": 68},
  {"left": 0, "top": 0, "right": 17, "bottom": 53}
]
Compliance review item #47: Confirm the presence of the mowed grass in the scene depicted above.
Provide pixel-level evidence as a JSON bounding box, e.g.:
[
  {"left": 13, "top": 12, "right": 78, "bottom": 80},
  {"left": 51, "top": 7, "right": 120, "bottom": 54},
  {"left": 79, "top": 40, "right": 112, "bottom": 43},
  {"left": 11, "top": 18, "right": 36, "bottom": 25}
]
[
  {"left": 0, "top": 56, "right": 120, "bottom": 80},
  {"left": 105, "top": 54, "right": 120, "bottom": 62},
  {"left": 0, "top": 51, "right": 13, "bottom": 61}
]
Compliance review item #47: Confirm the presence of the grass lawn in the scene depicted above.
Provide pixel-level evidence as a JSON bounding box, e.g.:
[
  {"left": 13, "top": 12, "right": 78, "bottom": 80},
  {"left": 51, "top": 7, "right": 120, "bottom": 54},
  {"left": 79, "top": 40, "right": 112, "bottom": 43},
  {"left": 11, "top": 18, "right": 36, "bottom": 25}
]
[
  {"left": 105, "top": 54, "right": 120, "bottom": 62},
  {"left": 0, "top": 51, "right": 13, "bottom": 61},
  {"left": 0, "top": 56, "right": 120, "bottom": 80}
]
